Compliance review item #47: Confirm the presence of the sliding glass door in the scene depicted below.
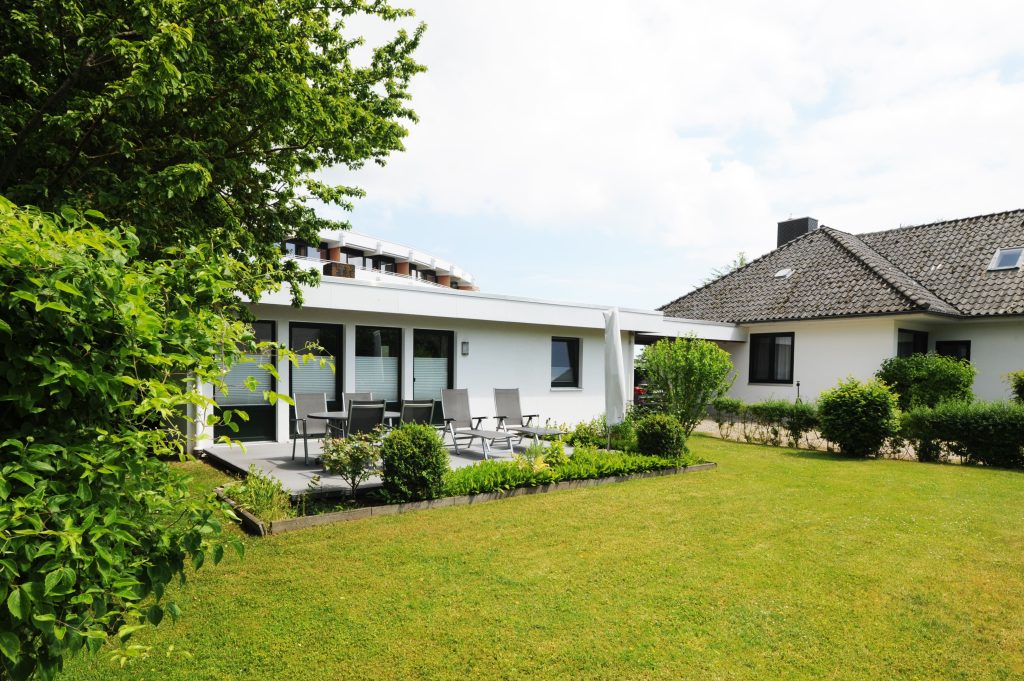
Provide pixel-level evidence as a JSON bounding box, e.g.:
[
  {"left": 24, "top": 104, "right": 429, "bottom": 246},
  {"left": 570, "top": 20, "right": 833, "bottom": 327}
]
[
  {"left": 413, "top": 330, "right": 453, "bottom": 419},
  {"left": 289, "top": 323, "right": 343, "bottom": 434},
  {"left": 214, "top": 321, "right": 276, "bottom": 442},
  {"left": 355, "top": 326, "right": 402, "bottom": 409}
]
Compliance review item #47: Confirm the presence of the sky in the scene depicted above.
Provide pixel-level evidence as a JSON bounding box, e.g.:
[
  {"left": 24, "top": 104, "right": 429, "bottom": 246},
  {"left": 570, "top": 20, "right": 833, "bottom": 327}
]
[{"left": 316, "top": 1, "right": 1024, "bottom": 310}]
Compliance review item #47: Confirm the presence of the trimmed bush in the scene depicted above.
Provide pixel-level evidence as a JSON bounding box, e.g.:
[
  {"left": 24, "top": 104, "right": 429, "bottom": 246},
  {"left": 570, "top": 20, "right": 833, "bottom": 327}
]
[
  {"left": 902, "top": 401, "right": 1024, "bottom": 469},
  {"left": 1008, "top": 370, "right": 1024, "bottom": 403},
  {"left": 818, "top": 378, "right": 899, "bottom": 457},
  {"left": 636, "top": 336, "right": 735, "bottom": 436},
  {"left": 710, "top": 396, "right": 743, "bottom": 439},
  {"left": 380, "top": 423, "right": 449, "bottom": 502},
  {"left": 635, "top": 413, "right": 687, "bottom": 457},
  {"left": 876, "top": 353, "right": 975, "bottom": 410},
  {"left": 785, "top": 401, "right": 819, "bottom": 448}
]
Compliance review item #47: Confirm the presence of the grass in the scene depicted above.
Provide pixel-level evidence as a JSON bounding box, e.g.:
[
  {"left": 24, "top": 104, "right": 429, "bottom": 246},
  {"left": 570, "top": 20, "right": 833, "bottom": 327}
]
[{"left": 60, "top": 437, "right": 1024, "bottom": 680}]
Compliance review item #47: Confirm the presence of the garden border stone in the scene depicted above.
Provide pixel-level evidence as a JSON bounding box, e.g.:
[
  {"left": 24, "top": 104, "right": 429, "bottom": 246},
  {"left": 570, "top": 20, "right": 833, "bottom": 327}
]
[{"left": 222, "top": 462, "right": 717, "bottom": 536}]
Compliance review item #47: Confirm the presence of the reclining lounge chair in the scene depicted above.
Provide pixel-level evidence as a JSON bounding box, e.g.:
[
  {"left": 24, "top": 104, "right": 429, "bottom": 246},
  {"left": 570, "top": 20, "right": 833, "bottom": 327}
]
[{"left": 441, "top": 389, "right": 513, "bottom": 459}]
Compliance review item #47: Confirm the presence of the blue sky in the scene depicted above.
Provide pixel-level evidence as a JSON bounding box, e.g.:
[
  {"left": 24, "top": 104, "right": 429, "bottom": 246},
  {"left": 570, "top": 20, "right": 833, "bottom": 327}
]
[{"left": 318, "top": 1, "right": 1024, "bottom": 310}]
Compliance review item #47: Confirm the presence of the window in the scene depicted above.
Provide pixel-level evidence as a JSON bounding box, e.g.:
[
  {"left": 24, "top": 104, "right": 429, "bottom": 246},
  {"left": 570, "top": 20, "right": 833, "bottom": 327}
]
[
  {"left": 215, "top": 321, "right": 277, "bottom": 441},
  {"left": 289, "top": 322, "right": 343, "bottom": 409},
  {"left": 988, "top": 247, "right": 1023, "bottom": 271},
  {"left": 749, "top": 333, "right": 794, "bottom": 384},
  {"left": 413, "top": 330, "right": 454, "bottom": 403},
  {"left": 355, "top": 326, "right": 402, "bottom": 405},
  {"left": 283, "top": 239, "right": 308, "bottom": 257},
  {"left": 551, "top": 337, "right": 580, "bottom": 388},
  {"left": 373, "top": 255, "right": 396, "bottom": 272},
  {"left": 341, "top": 247, "right": 372, "bottom": 269},
  {"left": 936, "top": 340, "right": 971, "bottom": 362},
  {"left": 897, "top": 329, "right": 928, "bottom": 357}
]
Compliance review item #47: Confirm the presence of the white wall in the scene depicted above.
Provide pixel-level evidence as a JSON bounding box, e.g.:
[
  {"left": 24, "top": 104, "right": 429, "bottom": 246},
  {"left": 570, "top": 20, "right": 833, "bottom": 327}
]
[
  {"left": 725, "top": 317, "right": 898, "bottom": 403},
  {"left": 931, "top": 319, "right": 1024, "bottom": 400},
  {"left": 241, "top": 304, "right": 631, "bottom": 443},
  {"left": 723, "top": 316, "right": 1024, "bottom": 403}
]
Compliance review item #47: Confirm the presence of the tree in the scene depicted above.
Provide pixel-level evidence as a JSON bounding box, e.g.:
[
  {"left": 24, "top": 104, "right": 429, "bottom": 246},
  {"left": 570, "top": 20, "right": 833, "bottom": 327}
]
[
  {"left": 1, "top": 0, "right": 425, "bottom": 303},
  {"left": 0, "top": 2, "right": 423, "bottom": 677},
  {"left": 636, "top": 336, "right": 735, "bottom": 437},
  {"left": 700, "top": 252, "right": 749, "bottom": 286},
  {"left": 0, "top": 200, "right": 248, "bottom": 679}
]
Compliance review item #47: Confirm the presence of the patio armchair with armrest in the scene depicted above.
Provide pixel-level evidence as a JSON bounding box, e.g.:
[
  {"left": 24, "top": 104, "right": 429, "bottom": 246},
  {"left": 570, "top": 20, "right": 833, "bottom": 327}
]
[
  {"left": 292, "top": 392, "right": 329, "bottom": 465},
  {"left": 493, "top": 388, "right": 565, "bottom": 446},
  {"left": 441, "top": 389, "right": 513, "bottom": 459}
]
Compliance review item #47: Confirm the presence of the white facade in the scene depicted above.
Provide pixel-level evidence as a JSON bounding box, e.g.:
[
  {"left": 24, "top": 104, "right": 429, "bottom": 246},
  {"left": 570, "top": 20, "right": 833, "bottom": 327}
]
[
  {"left": 198, "top": 275, "right": 742, "bottom": 447},
  {"left": 720, "top": 314, "right": 1024, "bottom": 403}
]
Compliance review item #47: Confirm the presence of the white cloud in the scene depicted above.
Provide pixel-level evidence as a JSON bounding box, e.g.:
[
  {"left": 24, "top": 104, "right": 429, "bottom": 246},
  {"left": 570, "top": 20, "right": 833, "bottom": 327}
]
[{"left": 322, "top": 1, "right": 1024, "bottom": 304}]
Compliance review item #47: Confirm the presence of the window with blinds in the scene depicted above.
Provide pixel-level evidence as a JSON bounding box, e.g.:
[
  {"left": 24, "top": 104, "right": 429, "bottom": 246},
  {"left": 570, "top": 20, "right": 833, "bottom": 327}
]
[
  {"left": 292, "top": 356, "right": 337, "bottom": 400},
  {"left": 215, "top": 353, "right": 275, "bottom": 406},
  {"left": 289, "top": 323, "right": 343, "bottom": 407},
  {"left": 356, "top": 326, "right": 402, "bottom": 404},
  {"left": 414, "top": 329, "right": 453, "bottom": 401}
]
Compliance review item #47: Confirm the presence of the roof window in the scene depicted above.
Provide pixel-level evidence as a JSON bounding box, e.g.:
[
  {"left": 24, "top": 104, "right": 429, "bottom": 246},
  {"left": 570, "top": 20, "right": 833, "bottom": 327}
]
[
  {"left": 774, "top": 268, "right": 794, "bottom": 279},
  {"left": 988, "top": 247, "right": 1023, "bottom": 271}
]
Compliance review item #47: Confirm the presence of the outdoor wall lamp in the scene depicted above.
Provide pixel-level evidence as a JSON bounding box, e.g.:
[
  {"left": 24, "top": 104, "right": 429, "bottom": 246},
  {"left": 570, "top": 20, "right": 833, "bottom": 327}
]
[{"left": 461, "top": 341, "right": 470, "bottom": 356}]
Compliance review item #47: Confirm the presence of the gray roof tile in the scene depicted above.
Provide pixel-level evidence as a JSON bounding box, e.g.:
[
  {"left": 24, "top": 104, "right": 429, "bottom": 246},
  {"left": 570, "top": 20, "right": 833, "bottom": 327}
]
[{"left": 660, "top": 209, "right": 1024, "bottom": 322}]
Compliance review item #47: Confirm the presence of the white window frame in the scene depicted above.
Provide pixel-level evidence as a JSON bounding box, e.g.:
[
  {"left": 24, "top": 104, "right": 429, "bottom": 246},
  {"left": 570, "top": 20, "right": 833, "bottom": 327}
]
[{"left": 988, "top": 247, "right": 1024, "bottom": 271}]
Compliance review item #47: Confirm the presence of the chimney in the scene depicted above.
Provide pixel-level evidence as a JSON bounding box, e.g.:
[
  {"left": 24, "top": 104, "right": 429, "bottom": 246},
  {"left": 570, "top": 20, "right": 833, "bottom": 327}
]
[{"left": 777, "top": 217, "right": 819, "bottom": 247}]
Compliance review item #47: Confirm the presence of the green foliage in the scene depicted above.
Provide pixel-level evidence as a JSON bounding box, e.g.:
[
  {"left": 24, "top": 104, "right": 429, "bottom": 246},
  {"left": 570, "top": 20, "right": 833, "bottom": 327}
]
[
  {"left": 901, "top": 402, "right": 1024, "bottom": 469},
  {"left": 537, "top": 440, "right": 569, "bottom": 467},
  {"left": 1008, "top": 370, "right": 1024, "bottom": 403},
  {"left": 634, "top": 413, "right": 687, "bottom": 457},
  {"left": 380, "top": 423, "right": 448, "bottom": 502},
  {"left": 222, "top": 466, "right": 293, "bottom": 521},
  {"left": 710, "top": 396, "right": 744, "bottom": 439},
  {"left": 0, "top": 0, "right": 424, "bottom": 305},
  {"left": 636, "top": 336, "right": 735, "bottom": 436},
  {"left": 441, "top": 445, "right": 696, "bottom": 496},
  {"left": 744, "top": 400, "right": 791, "bottom": 447},
  {"left": 321, "top": 430, "right": 383, "bottom": 496},
  {"left": 0, "top": 200, "right": 244, "bottom": 679},
  {"left": 817, "top": 378, "right": 899, "bottom": 457},
  {"left": 876, "top": 353, "right": 976, "bottom": 410},
  {"left": 565, "top": 416, "right": 608, "bottom": 448},
  {"left": 784, "top": 401, "right": 819, "bottom": 448}
]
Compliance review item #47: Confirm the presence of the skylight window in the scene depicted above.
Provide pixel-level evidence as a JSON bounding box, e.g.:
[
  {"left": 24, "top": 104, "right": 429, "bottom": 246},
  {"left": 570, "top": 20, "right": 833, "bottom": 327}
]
[
  {"left": 774, "top": 268, "right": 794, "bottom": 279},
  {"left": 988, "top": 247, "right": 1024, "bottom": 271}
]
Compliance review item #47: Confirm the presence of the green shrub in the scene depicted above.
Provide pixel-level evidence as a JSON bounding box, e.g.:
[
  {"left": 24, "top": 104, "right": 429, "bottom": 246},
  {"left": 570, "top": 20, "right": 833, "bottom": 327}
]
[
  {"left": 902, "top": 401, "right": 1024, "bottom": 469},
  {"left": 442, "top": 460, "right": 553, "bottom": 496},
  {"left": 876, "top": 353, "right": 976, "bottom": 410},
  {"left": 635, "top": 413, "right": 687, "bottom": 456},
  {"left": 710, "top": 396, "right": 743, "bottom": 439},
  {"left": 222, "top": 466, "right": 293, "bottom": 521},
  {"left": 542, "top": 440, "right": 569, "bottom": 467},
  {"left": 565, "top": 416, "right": 608, "bottom": 448},
  {"left": 636, "top": 336, "right": 735, "bottom": 436},
  {"left": 1008, "top": 370, "right": 1024, "bottom": 403},
  {"left": 817, "top": 378, "right": 899, "bottom": 457},
  {"left": 380, "top": 423, "right": 449, "bottom": 502},
  {"left": 745, "top": 400, "right": 791, "bottom": 446},
  {"left": 785, "top": 401, "right": 819, "bottom": 448},
  {"left": 558, "top": 446, "right": 692, "bottom": 479},
  {"left": 321, "top": 430, "right": 382, "bottom": 496}
]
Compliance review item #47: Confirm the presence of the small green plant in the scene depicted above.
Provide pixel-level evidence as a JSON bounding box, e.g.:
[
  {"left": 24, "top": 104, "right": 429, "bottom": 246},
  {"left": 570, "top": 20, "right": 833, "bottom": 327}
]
[
  {"left": 876, "top": 353, "right": 976, "bottom": 410},
  {"left": 1008, "top": 370, "right": 1024, "bottom": 403},
  {"left": 710, "top": 396, "right": 743, "bottom": 439},
  {"left": 380, "top": 423, "right": 449, "bottom": 502},
  {"left": 817, "top": 378, "right": 899, "bottom": 457},
  {"left": 635, "top": 413, "right": 687, "bottom": 457},
  {"left": 222, "top": 466, "right": 293, "bottom": 521},
  {"left": 321, "top": 430, "right": 382, "bottom": 497},
  {"left": 541, "top": 440, "right": 569, "bottom": 466},
  {"left": 566, "top": 416, "right": 607, "bottom": 447}
]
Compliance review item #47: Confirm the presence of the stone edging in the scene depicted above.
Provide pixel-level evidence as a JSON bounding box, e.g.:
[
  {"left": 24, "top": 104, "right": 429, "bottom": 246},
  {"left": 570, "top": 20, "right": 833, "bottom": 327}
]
[{"left": 219, "top": 462, "right": 717, "bottom": 537}]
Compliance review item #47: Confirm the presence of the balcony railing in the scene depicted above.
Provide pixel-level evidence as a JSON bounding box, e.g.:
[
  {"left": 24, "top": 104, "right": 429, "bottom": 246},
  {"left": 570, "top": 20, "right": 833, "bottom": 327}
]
[{"left": 283, "top": 254, "right": 458, "bottom": 290}]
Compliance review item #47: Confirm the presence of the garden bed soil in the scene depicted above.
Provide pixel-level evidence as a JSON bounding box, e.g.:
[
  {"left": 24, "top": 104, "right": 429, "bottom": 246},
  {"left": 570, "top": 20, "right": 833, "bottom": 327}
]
[{"left": 219, "top": 462, "right": 717, "bottom": 536}]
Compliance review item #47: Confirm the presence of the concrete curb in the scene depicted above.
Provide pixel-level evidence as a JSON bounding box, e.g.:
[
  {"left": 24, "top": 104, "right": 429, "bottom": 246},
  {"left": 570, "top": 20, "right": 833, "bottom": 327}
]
[{"left": 227, "top": 462, "right": 717, "bottom": 536}]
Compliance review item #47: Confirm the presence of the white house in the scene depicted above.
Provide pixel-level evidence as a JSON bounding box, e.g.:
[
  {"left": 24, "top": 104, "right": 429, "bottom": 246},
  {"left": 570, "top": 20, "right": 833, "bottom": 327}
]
[
  {"left": 660, "top": 210, "right": 1024, "bottom": 402},
  {"left": 202, "top": 230, "right": 741, "bottom": 446}
]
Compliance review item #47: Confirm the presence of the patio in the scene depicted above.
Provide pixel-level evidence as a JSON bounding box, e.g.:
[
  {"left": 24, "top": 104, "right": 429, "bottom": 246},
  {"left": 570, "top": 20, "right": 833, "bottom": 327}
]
[{"left": 201, "top": 437, "right": 543, "bottom": 497}]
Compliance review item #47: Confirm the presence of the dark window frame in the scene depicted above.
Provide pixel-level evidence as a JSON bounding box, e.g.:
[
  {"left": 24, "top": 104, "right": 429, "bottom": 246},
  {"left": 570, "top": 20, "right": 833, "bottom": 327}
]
[
  {"left": 897, "top": 328, "right": 929, "bottom": 357},
  {"left": 935, "top": 340, "right": 971, "bottom": 362},
  {"left": 355, "top": 325, "right": 403, "bottom": 408},
  {"left": 214, "top": 320, "right": 277, "bottom": 442},
  {"left": 748, "top": 332, "right": 795, "bottom": 385},
  {"left": 288, "top": 322, "right": 344, "bottom": 415},
  {"left": 551, "top": 337, "right": 581, "bottom": 388}
]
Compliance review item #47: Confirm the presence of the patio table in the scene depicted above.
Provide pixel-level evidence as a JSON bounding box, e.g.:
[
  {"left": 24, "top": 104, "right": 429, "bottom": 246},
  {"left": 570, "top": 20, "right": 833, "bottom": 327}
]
[{"left": 309, "top": 410, "right": 401, "bottom": 436}]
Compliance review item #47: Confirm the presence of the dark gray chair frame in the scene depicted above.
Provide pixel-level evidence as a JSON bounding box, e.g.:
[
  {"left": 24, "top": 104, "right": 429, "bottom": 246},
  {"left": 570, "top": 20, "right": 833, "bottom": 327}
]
[
  {"left": 292, "top": 392, "right": 328, "bottom": 465},
  {"left": 441, "top": 389, "right": 513, "bottom": 459},
  {"left": 345, "top": 400, "right": 386, "bottom": 437},
  {"left": 399, "top": 399, "right": 435, "bottom": 425}
]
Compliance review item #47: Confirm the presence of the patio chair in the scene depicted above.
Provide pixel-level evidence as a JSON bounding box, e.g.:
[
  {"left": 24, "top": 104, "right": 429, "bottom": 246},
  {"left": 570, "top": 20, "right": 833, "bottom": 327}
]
[
  {"left": 346, "top": 400, "right": 386, "bottom": 436},
  {"left": 399, "top": 399, "right": 435, "bottom": 425},
  {"left": 494, "top": 388, "right": 566, "bottom": 446},
  {"left": 441, "top": 389, "right": 514, "bottom": 459},
  {"left": 342, "top": 391, "right": 373, "bottom": 411},
  {"left": 292, "top": 392, "right": 328, "bottom": 465}
]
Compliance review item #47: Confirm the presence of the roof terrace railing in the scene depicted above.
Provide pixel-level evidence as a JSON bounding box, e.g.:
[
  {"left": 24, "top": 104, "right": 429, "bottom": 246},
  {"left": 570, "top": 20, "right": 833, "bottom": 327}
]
[{"left": 283, "top": 254, "right": 458, "bottom": 290}]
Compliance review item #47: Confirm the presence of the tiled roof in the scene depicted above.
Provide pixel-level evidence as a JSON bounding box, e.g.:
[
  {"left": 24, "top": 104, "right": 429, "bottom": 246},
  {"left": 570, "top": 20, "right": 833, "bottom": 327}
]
[{"left": 660, "top": 209, "right": 1024, "bottom": 323}]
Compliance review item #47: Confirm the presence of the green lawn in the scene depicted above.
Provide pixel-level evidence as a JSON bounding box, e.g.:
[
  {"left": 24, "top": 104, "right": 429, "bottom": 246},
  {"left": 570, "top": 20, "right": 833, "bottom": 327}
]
[{"left": 61, "top": 437, "right": 1024, "bottom": 680}]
